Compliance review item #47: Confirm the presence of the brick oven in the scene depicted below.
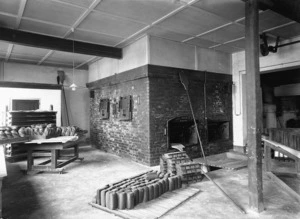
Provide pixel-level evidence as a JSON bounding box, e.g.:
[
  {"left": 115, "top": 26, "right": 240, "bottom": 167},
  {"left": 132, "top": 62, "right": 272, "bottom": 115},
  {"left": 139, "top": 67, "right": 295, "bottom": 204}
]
[{"left": 88, "top": 64, "right": 233, "bottom": 166}]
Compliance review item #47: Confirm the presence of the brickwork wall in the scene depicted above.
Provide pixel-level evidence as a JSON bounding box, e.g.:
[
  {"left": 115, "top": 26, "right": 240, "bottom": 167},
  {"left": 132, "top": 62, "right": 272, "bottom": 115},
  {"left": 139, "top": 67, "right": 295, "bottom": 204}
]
[
  {"left": 148, "top": 65, "right": 233, "bottom": 165},
  {"left": 90, "top": 74, "right": 151, "bottom": 165}
]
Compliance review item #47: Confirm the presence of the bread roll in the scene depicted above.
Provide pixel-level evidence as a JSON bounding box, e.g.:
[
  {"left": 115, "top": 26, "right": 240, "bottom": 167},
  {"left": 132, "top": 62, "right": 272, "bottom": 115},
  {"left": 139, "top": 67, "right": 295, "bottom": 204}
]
[
  {"left": 5, "top": 130, "right": 13, "bottom": 138},
  {"left": 70, "top": 126, "right": 76, "bottom": 136},
  {"left": 0, "top": 131, "right": 7, "bottom": 139},
  {"left": 61, "top": 127, "right": 67, "bottom": 136},
  {"left": 65, "top": 127, "right": 71, "bottom": 136},
  {"left": 56, "top": 127, "right": 62, "bottom": 136},
  {"left": 11, "top": 130, "right": 20, "bottom": 138},
  {"left": 18, "top": 127, "right": 26, "bottom": 137}
]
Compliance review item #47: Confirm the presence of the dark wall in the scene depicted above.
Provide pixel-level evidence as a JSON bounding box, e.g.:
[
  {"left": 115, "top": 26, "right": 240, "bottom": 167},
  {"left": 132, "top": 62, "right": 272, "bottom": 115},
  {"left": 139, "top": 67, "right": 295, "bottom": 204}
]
[{"left": 148, "top": 65, "right": 233, "bottom": 165}]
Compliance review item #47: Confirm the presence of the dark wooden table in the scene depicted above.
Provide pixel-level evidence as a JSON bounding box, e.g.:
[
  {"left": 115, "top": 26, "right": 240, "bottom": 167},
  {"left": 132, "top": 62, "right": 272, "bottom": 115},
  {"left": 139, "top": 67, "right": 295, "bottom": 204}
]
[{"left": 23, "top": 136, "right": 84, "bottom": 174}]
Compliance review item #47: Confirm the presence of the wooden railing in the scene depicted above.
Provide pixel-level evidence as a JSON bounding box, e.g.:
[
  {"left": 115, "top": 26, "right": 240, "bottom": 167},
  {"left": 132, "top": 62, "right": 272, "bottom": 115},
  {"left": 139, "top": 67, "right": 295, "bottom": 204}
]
[{"left": 262, "top": 137, "right": 300, "bottom": 203}]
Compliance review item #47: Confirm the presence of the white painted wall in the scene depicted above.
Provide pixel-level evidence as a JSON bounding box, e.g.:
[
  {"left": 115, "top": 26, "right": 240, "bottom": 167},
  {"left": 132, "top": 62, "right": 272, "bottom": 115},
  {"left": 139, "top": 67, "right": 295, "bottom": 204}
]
[
  {"left": 149, "top": 36, "right": 196, "bottom": 70},
  {"left": 0, "top": 62, "right": 90, "bottom": 136},
  {"left": 88, "top": 36, "right": 148, "bottom": 82},
  {"left": 197, "top": 48, "right": 231, "bottom": 74},
  {"left": 232, "top": 36, "right": 300, "bottom": 150},
  {"left": 88, "top": 35, "right": 231, "bottom": 82}
]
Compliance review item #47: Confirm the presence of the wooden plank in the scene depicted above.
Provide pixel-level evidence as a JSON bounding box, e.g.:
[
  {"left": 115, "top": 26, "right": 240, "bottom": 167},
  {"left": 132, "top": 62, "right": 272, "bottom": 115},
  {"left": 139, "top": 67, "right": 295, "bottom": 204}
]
[
  {"left": 89, "top": 202, "right": 138, "bottom": 219},
  {"left": 0, "top": 81, "right": 62, "bottom": 90},
  {"left": 197, "top": 155, "right": 247, "bottom": 170},
  {"left": 0, "top": 136, "right": 29, "bottom": 145},
  {"left": 56, "top": 156, "right": 77, "bottom": 168},
  {"left": 223, "top": 160, "right": 248, "bottom": 170},
  {"left": 0, "top": 27, "right": 122, "bottom": 59},
  {"left": 226, "top": 152, "right": 248, "bottom": 160},
  {"left": 32, "top": 152, "right": 51, "bottom": 157},
  {"left": 37, "top": 159, "right": 51, "bottom": 166},
  {"left": 266, "top": 172, "right": 300, "bottom": 202},
  {"left": 263, "top": 139, "right": 300, "bottom": 159},
  {"left": 245, "top": 0, "right": 264, "bottom": 212}
]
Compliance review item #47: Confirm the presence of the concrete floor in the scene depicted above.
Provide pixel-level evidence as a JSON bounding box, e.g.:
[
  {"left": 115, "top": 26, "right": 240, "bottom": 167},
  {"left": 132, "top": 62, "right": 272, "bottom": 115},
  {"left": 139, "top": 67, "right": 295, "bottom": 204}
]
[{"left": 2, "top": 146, "right": 300, "bottom": 219}]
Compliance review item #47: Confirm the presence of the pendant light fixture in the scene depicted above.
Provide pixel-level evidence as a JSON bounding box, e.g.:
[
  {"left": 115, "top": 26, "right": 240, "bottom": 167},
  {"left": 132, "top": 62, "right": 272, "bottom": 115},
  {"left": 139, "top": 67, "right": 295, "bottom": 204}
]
[{"left": 69, "top": 28, "right": 77, "bottom": 91}]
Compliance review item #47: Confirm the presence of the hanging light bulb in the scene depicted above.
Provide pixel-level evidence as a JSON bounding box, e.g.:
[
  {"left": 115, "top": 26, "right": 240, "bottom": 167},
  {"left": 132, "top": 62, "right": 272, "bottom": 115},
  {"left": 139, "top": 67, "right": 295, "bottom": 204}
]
[
  {"left": 69, "top": 28, "right": 77, "bottom": 91},
  {"left": 70, "top": 83, "right": 77, "bottom": 91}
]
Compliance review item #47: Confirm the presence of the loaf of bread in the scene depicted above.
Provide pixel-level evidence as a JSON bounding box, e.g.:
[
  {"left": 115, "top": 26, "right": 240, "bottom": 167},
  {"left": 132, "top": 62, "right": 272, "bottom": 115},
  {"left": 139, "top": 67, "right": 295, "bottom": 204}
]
[
  {"left": 18, "top": 127, "right": 26, "bottom": 137},
  {"left": 11, "top": 130, "right": 20, "bottom": 138},
  {"left": 4, "top": 130, "right": 13, "bottom": 139},
  {"left": 0, "top": 130, "right": 7, "bottom": 140}
]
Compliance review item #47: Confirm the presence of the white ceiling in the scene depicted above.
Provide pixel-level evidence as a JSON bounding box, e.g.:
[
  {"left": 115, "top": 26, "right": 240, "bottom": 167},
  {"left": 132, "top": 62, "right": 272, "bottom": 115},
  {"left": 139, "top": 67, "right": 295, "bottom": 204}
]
[{"left": 0, "top": 0, "right": 299, "bottom": 70}]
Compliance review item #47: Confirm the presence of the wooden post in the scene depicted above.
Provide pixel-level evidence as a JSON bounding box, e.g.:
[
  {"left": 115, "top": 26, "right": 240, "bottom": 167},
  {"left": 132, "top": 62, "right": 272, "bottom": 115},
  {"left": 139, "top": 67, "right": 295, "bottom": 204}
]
[
  {"left": 51, "top": 150, "right": 58, "bottom": 169},
  {"left": 264, "top": 142, "right": 272, "bottom": 172},
  {"left": 27, "top": 149, "right": 33, "bottom": 171},
  {"left": 245, "top": 0, "right": 264, "bottom": 212}
]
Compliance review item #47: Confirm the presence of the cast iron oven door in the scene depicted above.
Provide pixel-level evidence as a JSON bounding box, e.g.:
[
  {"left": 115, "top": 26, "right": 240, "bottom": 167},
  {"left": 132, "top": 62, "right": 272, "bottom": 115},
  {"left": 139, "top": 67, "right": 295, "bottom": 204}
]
[{"left": 167, "top": 116, "right": 198, "bottom": 149}]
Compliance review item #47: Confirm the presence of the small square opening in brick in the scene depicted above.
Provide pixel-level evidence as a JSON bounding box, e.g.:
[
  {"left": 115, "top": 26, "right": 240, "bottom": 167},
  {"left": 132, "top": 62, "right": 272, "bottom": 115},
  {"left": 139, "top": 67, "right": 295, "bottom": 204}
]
[{"left": 207, "top": 120, "right": 229, "bottom": 142}]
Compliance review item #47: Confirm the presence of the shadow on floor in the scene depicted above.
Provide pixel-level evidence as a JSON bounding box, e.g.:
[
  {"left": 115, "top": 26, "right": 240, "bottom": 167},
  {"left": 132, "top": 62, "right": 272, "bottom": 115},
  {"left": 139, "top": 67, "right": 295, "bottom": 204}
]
[{"left": 3, "top": 163, "right": 41, "bottom": 219}]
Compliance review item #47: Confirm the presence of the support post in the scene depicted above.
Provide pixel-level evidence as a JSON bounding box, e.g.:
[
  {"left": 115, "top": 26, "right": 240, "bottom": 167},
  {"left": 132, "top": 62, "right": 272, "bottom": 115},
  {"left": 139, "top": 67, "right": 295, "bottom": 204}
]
[{"left": 245, "top": 0, "right": 264, "bottom": 212}]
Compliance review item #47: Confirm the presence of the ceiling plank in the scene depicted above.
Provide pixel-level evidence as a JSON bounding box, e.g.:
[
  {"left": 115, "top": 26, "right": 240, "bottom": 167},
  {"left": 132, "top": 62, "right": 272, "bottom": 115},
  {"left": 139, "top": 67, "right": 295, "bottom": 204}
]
[
  {"left": 5, "top": 44, "right": 14, "bottom": 61},
  {"left": 75, "top": 56, "right": 98, "bottom": 69},
  {"left": 62, "top": 0, "right": 102, "bottom": 38},
  {"left": 207, "top": 19, "right": 296, "bottom": 50},
  {"left": 116, "top": 0, "right": 200, "bottom": 47},
  {"left": 0, "top": 27, "right": 122, "bottom": 59},
  {"left": 37, "top": 51, "right": 54, "bottom": 65},
  {"left": 16, "top": 0, "right": 27, "bottom": 28},
  {"left": 38, "top": 0, "right": 102, "bottom": 65}
]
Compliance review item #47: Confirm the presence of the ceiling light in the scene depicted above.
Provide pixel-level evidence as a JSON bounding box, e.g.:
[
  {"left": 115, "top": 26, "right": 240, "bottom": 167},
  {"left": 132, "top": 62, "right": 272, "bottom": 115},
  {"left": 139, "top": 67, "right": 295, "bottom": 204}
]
[
  {"left": 69, "top": 28, "right": 77, "bottom": 91},
  {"left": 70, "top": 83, "right": 77, "bottom": 91}
]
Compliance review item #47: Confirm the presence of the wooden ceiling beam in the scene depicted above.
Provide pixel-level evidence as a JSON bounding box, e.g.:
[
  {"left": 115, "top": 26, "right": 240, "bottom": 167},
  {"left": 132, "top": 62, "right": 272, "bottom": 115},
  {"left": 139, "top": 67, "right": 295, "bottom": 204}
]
[
  {"left": 241, "top": 0, "right": 300, "bottom": 24},
  {"left": 38, "top": 0, "right": 103, "bottom": 65},
  {"left": 0, "top": 27, "right": 122, "bottom": 59}
]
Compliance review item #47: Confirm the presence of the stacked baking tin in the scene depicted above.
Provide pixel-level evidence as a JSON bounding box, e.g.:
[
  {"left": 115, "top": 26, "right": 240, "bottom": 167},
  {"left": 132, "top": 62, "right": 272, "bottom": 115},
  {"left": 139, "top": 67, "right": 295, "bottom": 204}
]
[{"left": 94, "top": 170, "right": 182, "bottom": 210}]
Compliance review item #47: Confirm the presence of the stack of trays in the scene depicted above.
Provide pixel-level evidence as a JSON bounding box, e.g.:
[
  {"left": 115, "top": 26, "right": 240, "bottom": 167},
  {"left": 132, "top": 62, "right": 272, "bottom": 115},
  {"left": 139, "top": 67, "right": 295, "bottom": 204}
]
[
  {"left": 94, "top": 170, "right": 182, "bottom": 210},
  {"left": 176, "top": 162, "right": 204, "bottom": 184},
  {"left": 160, "top": 151, "right": 190, "bottom": 174}
]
